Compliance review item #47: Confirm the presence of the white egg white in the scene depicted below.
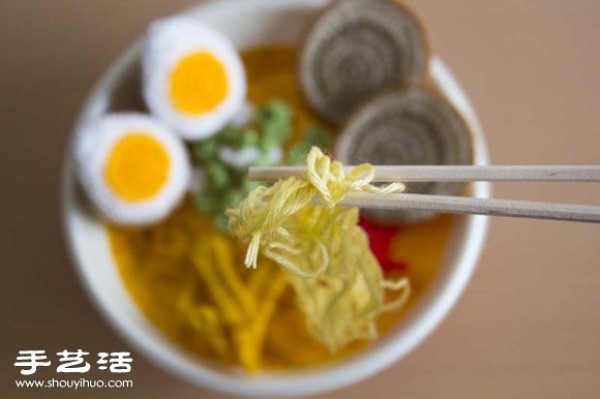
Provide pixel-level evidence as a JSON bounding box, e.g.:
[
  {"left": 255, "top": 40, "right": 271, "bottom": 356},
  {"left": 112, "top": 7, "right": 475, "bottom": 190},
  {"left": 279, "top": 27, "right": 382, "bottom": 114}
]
[
  {"left": 75, "top": 113, "right": 191, "bottom": 225},
  {"left": 142, "top": 16, "right": 246, "bottom": 141},
  {"left": 217, "top": 146, "right": 283, "bottom": 170}
]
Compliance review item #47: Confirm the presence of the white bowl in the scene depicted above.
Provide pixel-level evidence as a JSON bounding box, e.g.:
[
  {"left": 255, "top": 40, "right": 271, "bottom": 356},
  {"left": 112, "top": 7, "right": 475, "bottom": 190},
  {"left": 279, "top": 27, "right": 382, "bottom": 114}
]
[{"left": 61, "top": 0, "right": 490, "bottom": 397}]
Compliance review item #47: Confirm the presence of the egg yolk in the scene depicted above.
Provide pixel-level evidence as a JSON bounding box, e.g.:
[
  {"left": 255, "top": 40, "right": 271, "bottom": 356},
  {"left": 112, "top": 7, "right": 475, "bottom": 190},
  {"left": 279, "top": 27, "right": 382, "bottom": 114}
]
[
  {"left": 104, "top": 133, "right": 171, "bottom": 202},
  {"left": 170, "top": 51, "right": 229, "bottom": 115}
]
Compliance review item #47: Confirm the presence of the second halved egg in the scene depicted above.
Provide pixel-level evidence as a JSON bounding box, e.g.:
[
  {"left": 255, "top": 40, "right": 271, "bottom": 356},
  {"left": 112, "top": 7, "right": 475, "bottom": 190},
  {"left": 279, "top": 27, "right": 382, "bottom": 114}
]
[
  {"left": 142, "top": 16, "right": 246, "bottom": 141},
  {"left": 75, "top": 113, "right": 191, "bottom": 225}
]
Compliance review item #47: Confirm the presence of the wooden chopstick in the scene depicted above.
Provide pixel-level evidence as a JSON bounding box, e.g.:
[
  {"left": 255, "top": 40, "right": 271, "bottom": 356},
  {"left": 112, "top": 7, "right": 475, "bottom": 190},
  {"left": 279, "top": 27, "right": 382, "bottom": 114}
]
[
  {"left": 249, "top": 165, "right": 600, "bottom": 223},
  {"left": 249, "top": 165, "right": 600, "bottom": 183},
  {"left": 322, "top": 193, "right": 600, "bottom": 224}
]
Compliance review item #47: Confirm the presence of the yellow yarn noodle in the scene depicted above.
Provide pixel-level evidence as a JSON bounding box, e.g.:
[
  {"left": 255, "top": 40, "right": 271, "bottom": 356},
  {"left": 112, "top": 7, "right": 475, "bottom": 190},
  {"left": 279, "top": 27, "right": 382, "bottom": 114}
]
[
  {"left": 227, "top": 147, "right": 411, "bottom": 350},
  {"left": 189, "top": 235, "right": 287, "bottom": 373}
]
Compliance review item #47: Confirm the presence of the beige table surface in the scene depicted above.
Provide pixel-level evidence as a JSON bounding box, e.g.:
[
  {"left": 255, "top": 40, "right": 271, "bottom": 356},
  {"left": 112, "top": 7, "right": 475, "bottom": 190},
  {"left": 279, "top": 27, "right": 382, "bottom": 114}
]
[{"left": 1, "top": 1, "right": 599, "bottom": 398}]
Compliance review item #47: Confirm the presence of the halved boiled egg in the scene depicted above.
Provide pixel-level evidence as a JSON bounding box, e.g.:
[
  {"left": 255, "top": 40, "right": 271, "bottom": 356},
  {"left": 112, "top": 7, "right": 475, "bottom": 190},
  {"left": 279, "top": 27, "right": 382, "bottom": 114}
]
[
  {"left": 75, "top": 113, "right": 191, "bottom": 225},
  {"left": 142, "top": 16, "right": 246, "bottom": 140}
]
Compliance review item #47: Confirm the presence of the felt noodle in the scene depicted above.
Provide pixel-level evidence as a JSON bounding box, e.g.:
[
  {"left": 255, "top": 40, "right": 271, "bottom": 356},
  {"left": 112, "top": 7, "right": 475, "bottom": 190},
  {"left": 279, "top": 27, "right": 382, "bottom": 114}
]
[
  {"left": 188, "top": 235, "right": 287, "bottom": 372},
  {"left": 227, "top": 147, "right": 411, "bottom": 350}
]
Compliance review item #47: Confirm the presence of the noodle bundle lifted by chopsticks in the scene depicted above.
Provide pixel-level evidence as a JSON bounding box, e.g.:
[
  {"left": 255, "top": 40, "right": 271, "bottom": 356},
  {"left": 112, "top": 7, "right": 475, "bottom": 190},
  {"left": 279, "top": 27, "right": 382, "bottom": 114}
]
[{"left": 227, "top": 147, "right": 410, "bottom": 350}]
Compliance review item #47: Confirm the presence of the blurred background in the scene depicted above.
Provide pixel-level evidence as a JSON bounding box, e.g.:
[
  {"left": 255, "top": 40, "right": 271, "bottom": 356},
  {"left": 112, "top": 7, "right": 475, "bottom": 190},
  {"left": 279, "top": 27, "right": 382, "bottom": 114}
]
[{"left": 1, "top": 1, "right": 599, "bottom": 398}]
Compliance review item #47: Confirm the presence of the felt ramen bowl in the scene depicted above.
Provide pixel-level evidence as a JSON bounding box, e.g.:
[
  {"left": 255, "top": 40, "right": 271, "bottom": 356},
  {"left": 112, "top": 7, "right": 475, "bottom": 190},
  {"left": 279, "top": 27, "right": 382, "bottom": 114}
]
[{"left": 61, "top": 0, "right": 490, "bottom": 396}]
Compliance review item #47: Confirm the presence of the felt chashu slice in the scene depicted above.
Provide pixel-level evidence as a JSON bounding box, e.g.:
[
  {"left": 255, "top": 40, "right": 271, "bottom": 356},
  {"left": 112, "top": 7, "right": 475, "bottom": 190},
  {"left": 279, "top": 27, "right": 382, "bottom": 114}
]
[
  {"left": 299, "top": 0, "right": 429, "bottom": 125},
  {"left": 335, "top": 86, "right": 473, "bottom": 224}
]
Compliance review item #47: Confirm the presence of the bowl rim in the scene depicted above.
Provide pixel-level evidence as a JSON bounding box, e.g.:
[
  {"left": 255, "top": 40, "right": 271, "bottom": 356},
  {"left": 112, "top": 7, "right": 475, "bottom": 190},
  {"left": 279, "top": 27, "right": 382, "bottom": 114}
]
[{"left": 61, "top": 0, "right": 491, "bottom": 396}]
